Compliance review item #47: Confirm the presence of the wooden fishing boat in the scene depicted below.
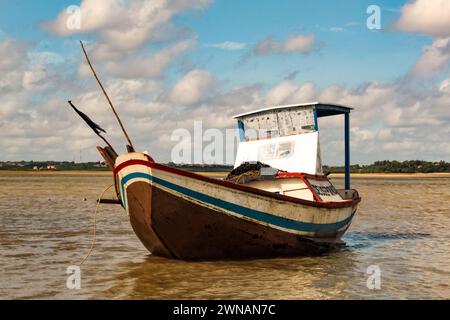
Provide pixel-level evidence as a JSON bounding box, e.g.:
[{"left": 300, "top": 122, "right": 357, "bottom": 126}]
[
  {"left": 98, "top": 102, "right": 361, "bottom": 260},
  {"left": 70, "top": 42, "right": 360, "bottom": 260}
]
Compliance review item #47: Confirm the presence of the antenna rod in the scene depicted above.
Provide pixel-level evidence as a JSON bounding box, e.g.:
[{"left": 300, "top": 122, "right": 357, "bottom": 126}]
[{"left": 79, "top": 40, "right": 135, "bottom": 151}]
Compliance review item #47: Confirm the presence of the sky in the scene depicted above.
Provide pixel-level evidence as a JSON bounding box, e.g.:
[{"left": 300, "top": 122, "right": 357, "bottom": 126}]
[{"left": 0, "top": 0, "right": 449, "bottom": 165}]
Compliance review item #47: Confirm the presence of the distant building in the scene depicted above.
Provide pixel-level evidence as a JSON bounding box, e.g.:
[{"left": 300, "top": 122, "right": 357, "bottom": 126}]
[{"left": 93, "top": 161, "right": 108, "bottom": 168}]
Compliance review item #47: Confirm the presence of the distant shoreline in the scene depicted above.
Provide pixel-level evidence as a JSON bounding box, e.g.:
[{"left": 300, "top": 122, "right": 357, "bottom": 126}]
[
  {"left": 1, "top": 170, "right": 449, "bottom": 178},
  {"left": 328, "top": 172, "right": 450, "bottom": 178},
  {"left": 0, "top": 170, "right": 111, "bottom": 175}
]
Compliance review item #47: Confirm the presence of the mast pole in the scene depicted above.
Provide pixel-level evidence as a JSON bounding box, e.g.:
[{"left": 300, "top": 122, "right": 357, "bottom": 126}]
[{"left": 79, "top": 41, "right": 135, "bottom": 151}]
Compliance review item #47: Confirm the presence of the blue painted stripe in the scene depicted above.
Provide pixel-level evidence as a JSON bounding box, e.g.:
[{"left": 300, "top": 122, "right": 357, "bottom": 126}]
[
  {"left": 237, "top": 120, "right": 245, "bottom": 142},
  {"left": 121, "top": 172, "right": 354, "bottom": 233},
  {"left": 121, "top": 172, "right": 152, "bottom": 209}
]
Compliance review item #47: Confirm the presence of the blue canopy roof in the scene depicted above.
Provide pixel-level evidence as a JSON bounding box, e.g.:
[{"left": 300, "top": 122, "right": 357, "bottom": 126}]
[
  {"left": 233, "top": 101, "right": 353, "bottom": 119},
  {"left": 315, "top": 103, "right": 352, "bottom": 117}
]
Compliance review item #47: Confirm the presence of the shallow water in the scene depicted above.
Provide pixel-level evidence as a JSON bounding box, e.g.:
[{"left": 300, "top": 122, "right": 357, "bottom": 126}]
[{"left": 0, "top": 173, "right": 449, "bottom": 299}]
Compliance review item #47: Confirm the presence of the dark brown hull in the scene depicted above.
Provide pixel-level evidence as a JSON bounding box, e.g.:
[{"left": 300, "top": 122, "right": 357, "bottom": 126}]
[{"left": 126, "top": 181, "right": 345, "bottom": 260}]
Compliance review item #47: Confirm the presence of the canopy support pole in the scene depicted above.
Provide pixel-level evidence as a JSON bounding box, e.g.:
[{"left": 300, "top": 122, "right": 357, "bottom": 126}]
[
  {"left": 344, "top": 112, "right": 350, "bottom": 190},
  {"left": 237, "top": 120, "right": 245, "bottom": 141}
]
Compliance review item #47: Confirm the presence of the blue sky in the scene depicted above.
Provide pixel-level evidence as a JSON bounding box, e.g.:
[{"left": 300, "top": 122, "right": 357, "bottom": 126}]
[
  {"left": 0, "top": 0, "right": 449, "bottom": 164},
  {"left": 177, "top": 0, "right": 427, "bottom": 86},
  {"left": 0, "top": 0, "right": 430, "bottom": 87}
]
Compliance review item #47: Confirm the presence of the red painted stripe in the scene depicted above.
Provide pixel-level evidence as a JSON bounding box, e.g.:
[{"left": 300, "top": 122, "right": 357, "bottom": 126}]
[
  {"left": 300, "top": 175, "right": 323, "bottom": 202},
  {"left": 114, "top": 159, "right": 151, "bottom": 175},
  {"left": 276, "top": 172, "right": 326, "bottom": 201},
  {"left": 277, "top": 172, "right": 329, "bottom": 181},
  {"left": 114, "top": 160, "right": 361, "bottom": 209}
]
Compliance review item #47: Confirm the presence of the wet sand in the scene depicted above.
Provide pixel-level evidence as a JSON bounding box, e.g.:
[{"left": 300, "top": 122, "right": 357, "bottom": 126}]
[{"left": 0, "top": 172, "right": 449, "bottom": 299}]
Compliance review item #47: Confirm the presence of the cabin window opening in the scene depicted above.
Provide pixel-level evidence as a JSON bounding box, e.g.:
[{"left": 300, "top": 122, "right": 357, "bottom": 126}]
[
  {"left": 244, "top": 129, "right": 258, "bottom": 141},
  {"left": 301, "top": 125, "right": 315, "bottom": 131},
  {"left": 244, "top": 128, "right": 280, "bottom": 141},
  {"left": 259, "top": 129, "right": 280, "bottom": 140}
]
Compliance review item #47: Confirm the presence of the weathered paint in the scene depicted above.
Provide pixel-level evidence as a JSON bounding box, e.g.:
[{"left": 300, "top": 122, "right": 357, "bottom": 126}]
[
  {"left": 115, "top": 158, "right": 358, "bottom": 209},
  {"left": 114, "top": 153, "right": 360, "bottom": 259},
  {"left": 234, "top": 132, "right": 322, "bottom": 174}
]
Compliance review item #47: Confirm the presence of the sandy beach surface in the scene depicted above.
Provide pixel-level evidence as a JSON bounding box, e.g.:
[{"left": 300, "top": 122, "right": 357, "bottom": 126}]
[{"left": 1, "top": 171, "right": 449, "bottom": 299}]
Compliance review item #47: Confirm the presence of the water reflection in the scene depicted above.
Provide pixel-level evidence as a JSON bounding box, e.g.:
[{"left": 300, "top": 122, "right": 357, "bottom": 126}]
[
  {"left": 103, "top": 250, "right": 360, "bottom": 299},
  {"left": 344, "top": 231, "right": 431, "bottom": 249}
]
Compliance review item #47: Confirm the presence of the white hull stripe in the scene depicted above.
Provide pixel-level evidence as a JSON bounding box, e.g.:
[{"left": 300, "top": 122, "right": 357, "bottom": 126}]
[{"left": 121, "top": 172, "right": 354, "bottom": 234}]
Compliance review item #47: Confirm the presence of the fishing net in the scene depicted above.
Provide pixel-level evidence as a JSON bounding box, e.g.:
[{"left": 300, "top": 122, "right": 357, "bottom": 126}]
[{"left": 225, "top": 161, "right": 283, "bottom": 184}]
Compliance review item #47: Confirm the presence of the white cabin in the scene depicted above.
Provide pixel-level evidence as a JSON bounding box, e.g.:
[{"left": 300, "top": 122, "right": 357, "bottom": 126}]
[{"left": 233, "top": 102, "right": 353, "bottom": 176}]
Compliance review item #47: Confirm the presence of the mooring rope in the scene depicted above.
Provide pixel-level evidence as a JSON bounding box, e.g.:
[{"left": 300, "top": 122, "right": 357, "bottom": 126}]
[{"left": 79, "top": 184, "right": 114, "bottom": 266}]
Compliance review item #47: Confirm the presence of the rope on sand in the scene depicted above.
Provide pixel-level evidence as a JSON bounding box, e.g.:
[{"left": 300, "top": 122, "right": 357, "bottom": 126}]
[{"left": 78, "top": 184, "right": 113, "bottom": 266}]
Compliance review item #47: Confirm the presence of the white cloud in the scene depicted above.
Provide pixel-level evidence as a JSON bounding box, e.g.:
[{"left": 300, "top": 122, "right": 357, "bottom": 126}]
[
  {"left": 0, "top": 39, "right": 30, "bottom": 71},
  {"left": 439, "top": 78, "right": 450, "bottom": 92},
  {"left": 42, "top": 0, "right": 123, "bottom": 36},
  {"left": 256, "top": 78, "right": 450, "bottom": 164},
  {"left": 254, "top": 34, "right": 315, "bottom": 55},
  {"left": 394, "top": 0, "right": 450, "bottom": 37},
  {"left": 409, "top": 37, "right": 450, "bottom": 78},
  {"left": 28, "top": 51, "right": 65, "bottom": 65},
  {"left": 2, "top": 3, "right": 450, "bottom": 164},
  {"left": 22, "top": 67, "right": 49, "bottom": 91},
  {"left": 265, "top": 81, "right": 316, "bottom": 106},
  {"left": 205, "top": 42, "right": 246, "bottom": 50},
  {"left": 44, "top": 0, "right": 211, "bottom": 79},
  {"left": 2, "top": 54, "right": 450, "bottom": 163},
  {"left": 2, "top": 36, "right": 449, "bottom": 163},
  {"left": 0, "top": 39, "right": 31, "bottom": 94},
  {"left": 168, "top": 69, "right": 215, "bottom": 105},
  {"left": 0, "top": 2, "right": 216, "bottom": 161},
  {"left": 329, "top": 27, "right": 344, "bottom": 32},
  {"left": 43, "top": 0, "right": 211, "bottom": 50},
  {"left": 79, "top": 39, "right": 196, "bottom": 79}
]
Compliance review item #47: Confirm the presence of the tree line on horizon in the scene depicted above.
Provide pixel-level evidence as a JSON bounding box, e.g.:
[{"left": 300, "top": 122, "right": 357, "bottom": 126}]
[
  {"left": 0, "top": 160, "right": 449, "bottom": 173},
  {"left": 323, "top": 160, "right": 450, "bottom": 174}
]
